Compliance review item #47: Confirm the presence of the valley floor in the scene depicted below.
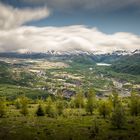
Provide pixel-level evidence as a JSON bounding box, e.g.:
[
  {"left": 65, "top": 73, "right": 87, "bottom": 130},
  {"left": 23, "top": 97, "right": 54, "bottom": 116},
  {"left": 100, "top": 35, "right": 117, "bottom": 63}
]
[{"left": 0, "top": 55, "right": 140, "bottom": 140}]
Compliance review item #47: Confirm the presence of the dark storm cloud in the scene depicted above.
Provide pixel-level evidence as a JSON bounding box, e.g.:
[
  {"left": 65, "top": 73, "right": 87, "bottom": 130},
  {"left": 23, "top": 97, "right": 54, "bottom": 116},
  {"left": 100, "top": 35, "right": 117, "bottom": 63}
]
[
  {"left": 19, "top": 0, "right": 140, "bottom": 12},
  {"left": 1, "top": 0, "right": 140, "bottom": 12}
]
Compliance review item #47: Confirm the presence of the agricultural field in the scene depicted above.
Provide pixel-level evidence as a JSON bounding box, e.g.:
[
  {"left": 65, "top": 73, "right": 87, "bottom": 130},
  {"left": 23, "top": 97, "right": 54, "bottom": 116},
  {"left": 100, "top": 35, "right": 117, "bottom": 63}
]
[{"left": 0, "top": 56, "right": 140, "bottom": 99}]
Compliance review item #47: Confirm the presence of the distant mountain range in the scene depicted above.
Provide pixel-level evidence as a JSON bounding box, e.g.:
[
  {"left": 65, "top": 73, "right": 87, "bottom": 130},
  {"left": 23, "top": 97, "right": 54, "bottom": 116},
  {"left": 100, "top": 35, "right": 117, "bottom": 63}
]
[
  {"left": 23, "top": 49, "right": 140, "bottom": 56},
  {"left": 0, "top": 49, "right": 140, "bottom": 76},
  {"left": 0, "top": 49, "right": 139, "bottom": 58}
]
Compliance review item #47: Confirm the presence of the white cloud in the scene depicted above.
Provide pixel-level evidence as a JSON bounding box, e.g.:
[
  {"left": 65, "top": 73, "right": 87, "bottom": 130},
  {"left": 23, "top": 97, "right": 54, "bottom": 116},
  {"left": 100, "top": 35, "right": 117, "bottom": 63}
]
[
  {"left": 0, "top": 3, "right": 50, "bottom": 30},
  {"left": 0, "top": 2, "right": 139, "bottom": 54},
  {"left": 0, "top": 25, "right": 140, "bottom": 54}
]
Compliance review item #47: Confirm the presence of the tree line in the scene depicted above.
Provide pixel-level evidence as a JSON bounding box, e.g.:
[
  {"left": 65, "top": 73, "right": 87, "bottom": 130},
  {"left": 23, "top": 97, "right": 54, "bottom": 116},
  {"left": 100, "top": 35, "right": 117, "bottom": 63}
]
[{"left": 0, "top": 88, "right": 140, "bottom": 129}]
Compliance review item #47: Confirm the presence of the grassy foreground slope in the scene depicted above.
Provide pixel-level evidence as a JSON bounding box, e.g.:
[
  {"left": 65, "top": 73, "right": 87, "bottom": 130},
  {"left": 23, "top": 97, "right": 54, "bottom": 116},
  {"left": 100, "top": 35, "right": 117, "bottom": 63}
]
[
  {"left": 0, "top": 114, "right": 140, "bottom": 140},
  {"left": 0, "top": 91, "right": 140, "bottom": 140}
]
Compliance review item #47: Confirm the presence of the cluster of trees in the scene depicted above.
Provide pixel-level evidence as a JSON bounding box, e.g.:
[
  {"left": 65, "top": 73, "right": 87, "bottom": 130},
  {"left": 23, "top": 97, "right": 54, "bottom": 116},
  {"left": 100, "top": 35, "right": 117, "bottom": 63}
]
[{"left": 0, "top": 89, "right": 140, "bottom": 129}]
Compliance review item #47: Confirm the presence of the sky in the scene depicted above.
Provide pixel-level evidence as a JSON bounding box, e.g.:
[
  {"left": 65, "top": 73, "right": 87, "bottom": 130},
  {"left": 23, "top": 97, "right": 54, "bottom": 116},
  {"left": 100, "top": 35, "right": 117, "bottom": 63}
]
[{"left": 0, "top": 0, "right": 140, "bottom": 53}]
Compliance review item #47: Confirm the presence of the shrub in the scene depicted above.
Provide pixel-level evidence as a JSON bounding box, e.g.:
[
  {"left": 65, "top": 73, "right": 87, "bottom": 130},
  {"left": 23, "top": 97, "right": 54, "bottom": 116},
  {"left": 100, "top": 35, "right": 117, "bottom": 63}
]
[{"left": 15, "top": 98, "right": 21, "bottom": 109}]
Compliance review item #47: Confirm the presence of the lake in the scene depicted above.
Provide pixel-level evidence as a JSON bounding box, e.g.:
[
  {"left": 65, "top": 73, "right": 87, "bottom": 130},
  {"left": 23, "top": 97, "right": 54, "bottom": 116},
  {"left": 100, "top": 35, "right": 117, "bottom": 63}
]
[{"left": 96, "top": 63, "right": 111, "bottom": 66}]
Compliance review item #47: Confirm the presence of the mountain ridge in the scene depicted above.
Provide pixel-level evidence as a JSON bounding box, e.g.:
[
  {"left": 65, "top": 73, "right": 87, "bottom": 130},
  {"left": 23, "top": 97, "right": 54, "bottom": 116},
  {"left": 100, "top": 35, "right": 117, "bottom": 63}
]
[{"left": 0, "top": 49, "right": 139, "bottom": 58}]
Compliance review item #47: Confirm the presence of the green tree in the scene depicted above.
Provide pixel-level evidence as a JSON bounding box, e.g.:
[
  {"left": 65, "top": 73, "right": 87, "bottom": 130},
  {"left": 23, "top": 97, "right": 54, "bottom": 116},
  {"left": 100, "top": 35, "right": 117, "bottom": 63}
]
[
  {"left": 98, "top": 100, "right": 112, "bottom": 118},
  {"left": 86, "top": 88, "right": 96, "bottom": 115},
  {"left": 111, "top": 103, "right": 126, "bottom": 129},
  {"left": 75, "top": 89, "right": 85, "bottom": 108},
  {"left": 130, "top": 92, "right": 140, "bottom": 116},
  {"left": 56, "top": 100, "right": 64, "bottom": 115},
  {"left": 109, "top": 90, "right": 119, "bottom": 108},
  {"left": 20, "top": 96, "right": 29, "bottom": 116},
  {"left": 46, "top": 96, "right": 56, "bottom": 117},
  {"left": 69, "top": 97, "right": 76, "bottom": 108},
  {"left": 36, "top": 104, "right": 45, "bottom": 116},
  {"left": 0, "top": 97, "right": 7, "bottom": 118}
]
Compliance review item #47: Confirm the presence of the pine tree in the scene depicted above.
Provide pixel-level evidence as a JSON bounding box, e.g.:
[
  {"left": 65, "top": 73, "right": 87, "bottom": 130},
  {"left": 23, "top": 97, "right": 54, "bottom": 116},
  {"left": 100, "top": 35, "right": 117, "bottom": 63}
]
[{"left": 36, "top": 104, "right": 45, "bottom": 116}]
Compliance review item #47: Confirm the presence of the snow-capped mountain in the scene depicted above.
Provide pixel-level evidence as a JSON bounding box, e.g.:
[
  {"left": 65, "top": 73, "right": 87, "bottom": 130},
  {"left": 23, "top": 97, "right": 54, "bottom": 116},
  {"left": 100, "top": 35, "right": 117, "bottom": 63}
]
[
  {"left": 0, "top": 49, "right": 139, "bottom": 59},
  {"left": 39, "top": 49, "right": 140, "bottom": 56}
]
